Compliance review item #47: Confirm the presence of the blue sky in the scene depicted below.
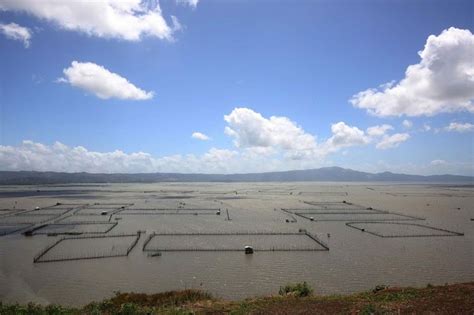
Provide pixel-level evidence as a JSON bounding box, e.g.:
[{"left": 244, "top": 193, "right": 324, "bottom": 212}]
[{"left": 0, "top": 0, "right": 473, "bottom": 174}]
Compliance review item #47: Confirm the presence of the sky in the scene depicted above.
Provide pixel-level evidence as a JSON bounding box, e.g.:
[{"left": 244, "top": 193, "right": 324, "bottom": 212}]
[{"left": 0, "top": 0, "right": 473, "bottom": 175}]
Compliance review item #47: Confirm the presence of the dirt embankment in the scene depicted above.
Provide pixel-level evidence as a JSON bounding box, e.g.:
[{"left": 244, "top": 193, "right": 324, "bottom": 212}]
[{"left": 1, "top": 282, "right": 473, "bottom": 314}]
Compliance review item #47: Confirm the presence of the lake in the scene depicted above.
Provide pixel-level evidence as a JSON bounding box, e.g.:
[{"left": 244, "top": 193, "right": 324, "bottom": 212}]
[{"left": 0, "top": 182, "right": 472, "bottom": 306}]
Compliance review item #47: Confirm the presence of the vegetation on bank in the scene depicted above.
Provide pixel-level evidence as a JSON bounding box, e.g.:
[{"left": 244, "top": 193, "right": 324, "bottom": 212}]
[{"left": 1, "top": 282, "right": 473, "bottom": 314}]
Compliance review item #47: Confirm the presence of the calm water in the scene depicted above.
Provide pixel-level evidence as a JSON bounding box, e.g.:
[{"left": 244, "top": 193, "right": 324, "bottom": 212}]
[{"left": 0, "top": 182, "right": 472, "bottom": 306}]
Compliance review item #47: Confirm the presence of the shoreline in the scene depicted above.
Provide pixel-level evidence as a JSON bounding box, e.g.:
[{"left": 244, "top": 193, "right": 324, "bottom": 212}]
[{"left": 1, "top": 282, "right": 473, "bottom": 314}]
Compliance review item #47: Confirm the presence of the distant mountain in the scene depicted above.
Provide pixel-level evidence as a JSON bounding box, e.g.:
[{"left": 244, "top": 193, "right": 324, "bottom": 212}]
[{"left": 0, "top": 167, "right": 472, "bottom": 184}]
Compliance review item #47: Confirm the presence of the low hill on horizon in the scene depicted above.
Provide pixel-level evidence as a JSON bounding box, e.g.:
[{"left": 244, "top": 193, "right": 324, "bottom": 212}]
[{"left": 0, "top": 167, "right": 472, "bottom": 185}]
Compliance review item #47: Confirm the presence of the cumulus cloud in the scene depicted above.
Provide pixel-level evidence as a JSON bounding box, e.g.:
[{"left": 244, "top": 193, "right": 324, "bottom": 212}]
[
  {"left": 376, "top": 133, "right": 410, "bottom": 149},
  {"left": 366, "top": 124, "right": 393, "bottom": 137},
  {"left": 351, "top": 27, "right": 474, "bottom": 117},
  {"left": 191, "top": 132, "right": 210, "bottom": 141},
  {"left": 176, "top": 0, "right": 199, "bottom": 8},
  {"left": 444, "top": 122, "right": 474, "bottom": 133},
  {"left": 0, "top": 109, "right": 413, "bottom": 173},
  {"left": 0, "top": 141, "right": 242, "bottom": 173},
  {"left": 223, "top": 108, "right": 371, "bottom": 160},
  {"left": 0, "top": 140, "right": 317, "bottom": 174},
  {"left": 0, "top": 0, "right": 174, "bottom": 41},
  {"left": 223, "top": 108, "right": 408, "bottom": 159},
  {"left": 58, "top": 61, "right": 154, "bottom": 100},
  {"left": 324, "top": 122, "right": 370, "bottom": 152},
  {"left": 0, "top": 22, "right": 31, "bottom": 47},
  {"left": 224, "top": 107, "right": 317, "bottom": 152}
]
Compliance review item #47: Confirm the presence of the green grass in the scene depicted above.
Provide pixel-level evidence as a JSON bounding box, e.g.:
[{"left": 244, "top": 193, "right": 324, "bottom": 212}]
[{"left": 278, "top": 281, "right": 313, "bottom": 297}]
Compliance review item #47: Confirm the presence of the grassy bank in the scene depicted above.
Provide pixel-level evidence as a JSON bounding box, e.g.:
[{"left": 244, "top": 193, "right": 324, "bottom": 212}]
[{"left": 1, "top": 282, "right": 473, "bottom": 314}]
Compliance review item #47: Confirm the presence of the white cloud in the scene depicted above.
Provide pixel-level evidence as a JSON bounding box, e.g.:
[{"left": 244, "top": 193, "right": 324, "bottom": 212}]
[
  {"left": 444, "top": 122, "right": 474, "bottom": 133},
  {"left": 0, "top": 22, "right": 31, "bottom": 47},
  {"left": 224, "top": 107, "right": 317, "bottom": 152},
  {"left": 223, "top": 108, "right": 408, "bottom": 159},
  {"left": 366, "top": 124, "right": 393, "bottom": 137},
  {"left": 2, "top": 139, "right": 456, "bottom": 175},
  {"left": 0, "top": 141, "right": 240, "bottom": 173},
  {"left": 376, "top": 133, "right": 410, "bottom": 149},
  {"left": 191, "top": 132, "right": 210, "bottom": 141},
  {"left": 351, "top": 27, "right": 474, "bottom": 117},
  {"left": 0, "top": 0, "right": 174, "bottom": 41},
  {"left": 176, "top": 0, "right": 199, "bottom": 8},
  {"left": 422, "top": 123, "right": 432, "bottom": 132},
  {"left": 0, "top": 140, "right": 309, "bottom": 174},
  {"left": 59, "top": 61, "right": 154, "bottom": 100},
  {"left": 402, "top": 119, "right": 413, "bottom": 129},
  {"left": 324, "top": 122, "right": 370, "bottom": 152},
  {"left": 0, "top": 109, "right": 414, "bottom": 174}
]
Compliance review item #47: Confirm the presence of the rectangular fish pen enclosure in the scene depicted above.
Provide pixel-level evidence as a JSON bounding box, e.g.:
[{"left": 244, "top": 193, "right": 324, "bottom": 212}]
[
  {"left": 294, "top": 212, "right": 424, "bottom": 222},
  {"left": 57, "top": 215, "right": 114, "bottom": 224},
  {"left": 0, "top": 214, "right": 59, "bottom": 224},
  {"left": 0, "top": 223, "right": 32, "bottom": 236},
  {"left": 117, "top": 208, "right": 222, "bottom": 215},
  {"left": 282, "top": 207, "right": 387, "bottom": 215},
  {"left": 34, "top": 233, "right": 141, "bottom": 263},
  {"left": 142, "top": 231, "right": 329, "bottom": 252},
  {"left": 345, "top": 222, "right": 464, "bottom": 238},
  {"left": 29, "top": 222, "right": 117, "bottom": 235},
  {"left": 298, "top": 191, "right": 349, "bottom": 196},
  {"left": 73, "top": 203, "right": 132, "bottom": 215},
  {"left": 302, "top": 201, "right": 367, "bottom": 210}
]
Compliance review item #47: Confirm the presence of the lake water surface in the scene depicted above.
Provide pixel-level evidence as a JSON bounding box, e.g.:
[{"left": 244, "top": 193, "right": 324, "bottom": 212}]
[{"left": 0, "top": 182, "right": 472, "bottom": 306}]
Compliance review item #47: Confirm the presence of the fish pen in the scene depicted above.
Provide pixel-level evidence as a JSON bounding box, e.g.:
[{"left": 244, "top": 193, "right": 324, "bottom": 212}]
[
  {"left": 142, "top": 231, "right": 329, "bottom": 252},
  {"left": 294, "top": 212, "right": 424, "bottom": 222},
  {"left": 73, "top": 203, "right": 132, "bottom": 215},
  {"left": 117, "top": 208, "right": 222, "bottom": 216},
  {"left": 0, "top": 223, "right": 32, "bottom": 236},
  {"left": 74, "top": 207, "right": 125, "bottom": 215},
  {"left": 41, "top": 203, "right": 89, "bottom": 209},
  {"left": 27, "top": 222, "right": 118, "bottom": 236},
  {"left": 0, "top": 214, "right": 59, "bottom": 225},
  {"left": 282, "top": 207, "right": 387, "bottom": 215},
  {"left": 88, "top": 202, "right": 134, "bottom": 208},
  {"left": 33, "top": 232, "right": 141, "bottom": 263},
  {"left": 19, "top": 207, "right": 75, "bottom": 216},
  {"left": 298, "top": 191, "right": 348, "bottom": 196},
  {"left": 345, "top": 222, "right": 464, "bottom": 238},
  {"left": 56, "top": 214, "right": 114, "bottom": 224},
  {"left": 0, "top": 203, "right": 86, "bottom": 224},
  {"left": 302, "top": 201, "right": 368, "bottom": 210},
  {"left": 0, "top": 209, "right": 27, "bottom": 217}
]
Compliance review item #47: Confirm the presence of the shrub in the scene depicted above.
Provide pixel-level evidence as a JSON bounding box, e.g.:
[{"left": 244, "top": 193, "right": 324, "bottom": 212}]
[{"left": 278, "top": 282, "right": 313, "bottom": 297}]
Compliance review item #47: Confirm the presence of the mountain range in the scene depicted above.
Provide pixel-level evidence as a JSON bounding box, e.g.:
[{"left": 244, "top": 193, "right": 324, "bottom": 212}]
[{"left": 0, "top": 167, "right": 472, "bottom": 184}]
